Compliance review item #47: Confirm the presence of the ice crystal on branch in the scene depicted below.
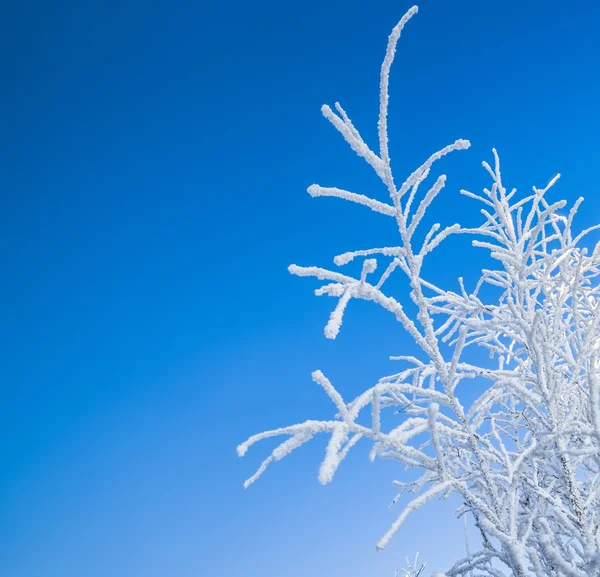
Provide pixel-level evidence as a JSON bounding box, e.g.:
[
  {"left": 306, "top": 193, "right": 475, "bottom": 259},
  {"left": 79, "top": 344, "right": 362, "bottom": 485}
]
[
  {"left": 401, "top": 553, "right": 427, "bottom": 577},
  {"left": 238, "top": 6, "right": 600, "bottom": 577}
]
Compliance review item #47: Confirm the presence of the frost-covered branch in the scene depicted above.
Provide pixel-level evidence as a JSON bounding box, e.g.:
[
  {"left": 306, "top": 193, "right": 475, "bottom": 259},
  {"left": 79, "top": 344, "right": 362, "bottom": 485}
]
[{"left": 238, "top": 6, "right": 600, "bottom": 577}]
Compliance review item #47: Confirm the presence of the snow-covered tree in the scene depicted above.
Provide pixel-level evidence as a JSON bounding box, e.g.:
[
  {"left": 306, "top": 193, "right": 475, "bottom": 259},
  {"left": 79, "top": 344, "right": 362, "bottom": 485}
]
[{"left": 238, "top": 6, "right": 600, "bottom": 576}]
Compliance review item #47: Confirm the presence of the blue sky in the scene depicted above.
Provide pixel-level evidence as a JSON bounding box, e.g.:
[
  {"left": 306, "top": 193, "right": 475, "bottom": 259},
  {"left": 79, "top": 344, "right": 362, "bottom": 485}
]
[{"left": 2, "top": 0, "right": 600, "bottom": 576}]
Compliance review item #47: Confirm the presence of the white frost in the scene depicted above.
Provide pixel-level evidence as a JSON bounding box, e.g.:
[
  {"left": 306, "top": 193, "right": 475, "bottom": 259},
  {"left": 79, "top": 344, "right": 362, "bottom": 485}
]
[{"left": 238, "top": 6, "right": 600, "bottom": 577}]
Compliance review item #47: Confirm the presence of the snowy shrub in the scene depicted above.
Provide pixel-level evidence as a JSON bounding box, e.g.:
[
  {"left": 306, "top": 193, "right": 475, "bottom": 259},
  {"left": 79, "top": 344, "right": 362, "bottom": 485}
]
[{"left": 238, "top": 6, "right": 600, "bottom": 576}]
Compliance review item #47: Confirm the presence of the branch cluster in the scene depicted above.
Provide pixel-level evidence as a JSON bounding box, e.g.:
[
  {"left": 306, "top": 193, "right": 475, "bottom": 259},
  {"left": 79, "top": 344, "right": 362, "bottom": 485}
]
[{"left": 238, "top": 7, "right": 600, "bottom": 576}]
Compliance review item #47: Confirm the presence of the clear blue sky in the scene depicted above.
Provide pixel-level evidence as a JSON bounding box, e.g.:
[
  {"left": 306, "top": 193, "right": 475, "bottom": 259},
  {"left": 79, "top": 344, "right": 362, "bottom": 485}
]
[{"left": 2, "top": 1, "right": 600, "bottom": 576}]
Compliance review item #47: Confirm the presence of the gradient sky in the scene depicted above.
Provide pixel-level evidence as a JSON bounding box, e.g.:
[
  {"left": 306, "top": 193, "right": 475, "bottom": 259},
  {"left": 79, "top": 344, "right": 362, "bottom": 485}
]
[{"left": 2, "top": 1, "right": 600, "bottom": 576}]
